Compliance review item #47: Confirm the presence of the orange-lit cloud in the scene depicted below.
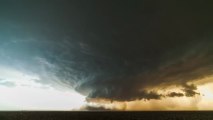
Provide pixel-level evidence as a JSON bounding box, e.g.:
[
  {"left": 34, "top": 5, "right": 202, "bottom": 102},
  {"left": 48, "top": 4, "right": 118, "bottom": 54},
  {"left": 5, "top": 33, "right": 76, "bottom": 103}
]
[{"left": 84, "top": 78, "right": 213, "bottom": 110}]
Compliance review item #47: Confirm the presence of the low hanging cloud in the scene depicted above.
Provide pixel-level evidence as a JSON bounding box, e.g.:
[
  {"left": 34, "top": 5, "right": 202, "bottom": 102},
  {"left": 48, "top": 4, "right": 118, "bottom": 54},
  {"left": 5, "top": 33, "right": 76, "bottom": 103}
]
[
  {"left": 0, "top": 0, "right": 213, "bottom": 104},
  {"left": 182, "top": 84, "right": 200, "bottom": 97},
  {"left": 80, "top": 105, "right": 113, "bottom": 111},
  {"left": 167, "top": 92, "right": 184, "bottom": 97}
]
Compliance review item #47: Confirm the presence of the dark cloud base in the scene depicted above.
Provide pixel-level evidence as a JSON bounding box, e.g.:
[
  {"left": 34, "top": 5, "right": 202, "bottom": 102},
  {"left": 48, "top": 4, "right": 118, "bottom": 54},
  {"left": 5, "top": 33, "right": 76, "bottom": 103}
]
[
  {"left": 80, "top": 105, "right": 113, "bottom": 111},
  {"left": 0, "top": 0, "right": 213, "bottom": 102}
]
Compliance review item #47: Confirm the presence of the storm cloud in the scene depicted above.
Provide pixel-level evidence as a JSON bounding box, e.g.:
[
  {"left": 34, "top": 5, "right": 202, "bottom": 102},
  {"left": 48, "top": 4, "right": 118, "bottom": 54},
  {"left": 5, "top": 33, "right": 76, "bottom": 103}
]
[
  {"left": 80, "top": 105, "right": 113, "bottom": 111},
  {"left": 0, "top": 0, "right": 213, "bottom": 102}
]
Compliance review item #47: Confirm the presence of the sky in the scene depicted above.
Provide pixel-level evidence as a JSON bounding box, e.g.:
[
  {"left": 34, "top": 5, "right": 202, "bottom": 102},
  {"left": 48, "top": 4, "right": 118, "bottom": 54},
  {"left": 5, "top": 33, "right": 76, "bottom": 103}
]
[{"left": 0, "top": 0, "right": 213, "bottom": 110}]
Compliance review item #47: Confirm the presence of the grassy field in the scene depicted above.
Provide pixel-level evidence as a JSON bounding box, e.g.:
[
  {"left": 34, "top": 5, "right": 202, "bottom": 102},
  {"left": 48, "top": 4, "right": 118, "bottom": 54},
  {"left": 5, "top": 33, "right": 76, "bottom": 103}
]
[{"left": 0, "top": 111, "right": 213, "bottom": 120}]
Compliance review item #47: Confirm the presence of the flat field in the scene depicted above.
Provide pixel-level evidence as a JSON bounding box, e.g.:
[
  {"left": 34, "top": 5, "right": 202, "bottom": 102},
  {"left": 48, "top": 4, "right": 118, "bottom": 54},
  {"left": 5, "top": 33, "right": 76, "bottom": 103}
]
[{"left": 0, "top": 111, "right": 213, "bottom": 120}]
